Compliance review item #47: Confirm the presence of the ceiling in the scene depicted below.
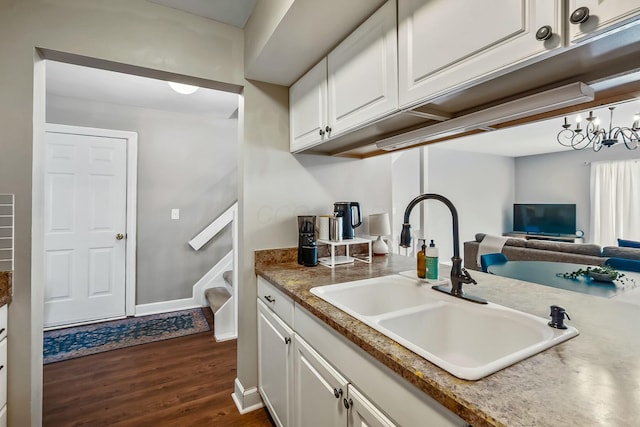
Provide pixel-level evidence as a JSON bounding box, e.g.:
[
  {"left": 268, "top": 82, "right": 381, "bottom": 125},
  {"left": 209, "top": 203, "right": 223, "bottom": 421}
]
[
  {"left": 146, "top": 0, "right": 258, "bottom": 28},
  {"left": 46, "top": 61, "right": 239, "bottom": 119}
]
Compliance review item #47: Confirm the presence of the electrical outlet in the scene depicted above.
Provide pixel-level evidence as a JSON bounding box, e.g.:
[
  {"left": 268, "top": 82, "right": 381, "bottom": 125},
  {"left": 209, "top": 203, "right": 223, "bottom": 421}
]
[{"left": 171, "top": 209, "right": 180, "bottom": 220}]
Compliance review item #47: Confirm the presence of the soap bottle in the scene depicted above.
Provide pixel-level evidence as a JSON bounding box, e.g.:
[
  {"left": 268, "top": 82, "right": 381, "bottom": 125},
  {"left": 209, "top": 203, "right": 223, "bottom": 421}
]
[
  {"left": 426, "top": 240, "right": 439, "bottom": 280},
  {"left": 417, "top": 239, "right": 427, "bottom": 279}
]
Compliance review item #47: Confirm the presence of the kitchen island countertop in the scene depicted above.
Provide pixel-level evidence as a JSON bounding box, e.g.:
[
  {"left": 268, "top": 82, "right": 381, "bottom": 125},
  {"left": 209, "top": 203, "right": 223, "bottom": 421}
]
[{"left": 255, "top": 248, "right": 640, "bottom": 427}]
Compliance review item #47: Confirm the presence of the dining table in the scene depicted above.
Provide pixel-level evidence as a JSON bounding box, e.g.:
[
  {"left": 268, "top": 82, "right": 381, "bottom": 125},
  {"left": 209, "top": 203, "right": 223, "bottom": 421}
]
[{"left": 486, "top": 260, "right": 639, "bottom": 298}]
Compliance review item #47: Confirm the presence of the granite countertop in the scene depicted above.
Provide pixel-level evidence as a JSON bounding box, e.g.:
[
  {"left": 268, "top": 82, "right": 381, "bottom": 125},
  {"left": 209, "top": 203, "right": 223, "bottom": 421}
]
[
  {"left": 0, "top": 271, "right": 11, "bottom": 308},
  {"left": 255, "top": 249, "right": 640, "bottom": 427}
]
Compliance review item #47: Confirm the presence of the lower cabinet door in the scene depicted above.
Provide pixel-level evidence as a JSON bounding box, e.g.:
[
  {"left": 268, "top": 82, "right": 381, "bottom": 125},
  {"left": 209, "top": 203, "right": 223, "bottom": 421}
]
[
  {"left": 0, "top": 338, "right": 6, "bottom": 410},
  {"left": 347, "top": 385, "right": 396, "bottom": 427},
  {"left": 293, "top": 335, "right": 348, "bottom": 427},
  {"left": 258, "top": 300, "right": 294, "bottom": 427}
]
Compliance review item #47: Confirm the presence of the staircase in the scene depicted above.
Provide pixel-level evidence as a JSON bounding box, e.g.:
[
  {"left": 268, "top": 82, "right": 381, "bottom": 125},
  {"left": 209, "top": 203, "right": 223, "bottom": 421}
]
[
  {"left": 189, "top": 203, "right": 238, "bottom": 342},
  {"left": 204, "top": 271, "right": 234, "bottom": 341}
]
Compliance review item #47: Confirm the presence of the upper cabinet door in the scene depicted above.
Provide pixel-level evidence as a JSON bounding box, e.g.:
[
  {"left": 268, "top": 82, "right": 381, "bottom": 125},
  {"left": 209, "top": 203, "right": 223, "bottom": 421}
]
[
  {"left": 290, "top": 58, "right": 328, "bottom": 153},
  {"left": 398, "top": 0, "right": 562, "bottom": 108},
  {"left": 568, "top": 0, "right": 640, "bottom": 43},
  {"left": 328, "top": 0, "right": 398, "bottom": 136}
]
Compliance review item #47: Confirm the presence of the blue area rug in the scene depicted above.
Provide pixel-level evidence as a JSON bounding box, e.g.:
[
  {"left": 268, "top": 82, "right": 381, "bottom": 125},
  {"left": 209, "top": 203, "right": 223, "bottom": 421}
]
[{"left": 43, "top": 308, "right": 210, "bottom": 364}]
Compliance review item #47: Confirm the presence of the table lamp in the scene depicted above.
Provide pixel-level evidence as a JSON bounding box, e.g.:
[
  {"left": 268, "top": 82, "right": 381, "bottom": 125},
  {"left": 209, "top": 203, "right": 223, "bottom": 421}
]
[{"left": 369, "top": 213, "right": 391, "bottom": 255}]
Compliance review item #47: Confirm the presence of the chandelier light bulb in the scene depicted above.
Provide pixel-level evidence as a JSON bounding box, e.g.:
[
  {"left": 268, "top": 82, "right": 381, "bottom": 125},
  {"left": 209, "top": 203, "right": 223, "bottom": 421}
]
[{"left": 575, "top": 115, "right": 582, "bottom": 123}]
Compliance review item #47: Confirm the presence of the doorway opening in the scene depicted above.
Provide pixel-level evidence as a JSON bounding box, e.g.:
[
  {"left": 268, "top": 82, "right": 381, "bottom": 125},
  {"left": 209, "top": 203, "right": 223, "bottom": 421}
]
[{"left": 38, "top": 57, "right": 240, "bottom": 329}]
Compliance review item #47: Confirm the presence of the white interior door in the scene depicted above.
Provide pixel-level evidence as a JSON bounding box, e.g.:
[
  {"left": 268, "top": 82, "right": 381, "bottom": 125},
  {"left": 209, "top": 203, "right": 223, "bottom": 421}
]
[{"left": 44, "top": 129, "right": 128, "bottom": 327}]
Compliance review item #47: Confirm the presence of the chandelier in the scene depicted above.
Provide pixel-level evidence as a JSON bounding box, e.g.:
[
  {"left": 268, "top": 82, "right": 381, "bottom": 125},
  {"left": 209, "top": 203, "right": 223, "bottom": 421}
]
[{"left": 557, "top": 106, "right": 640, "bottom": 151}]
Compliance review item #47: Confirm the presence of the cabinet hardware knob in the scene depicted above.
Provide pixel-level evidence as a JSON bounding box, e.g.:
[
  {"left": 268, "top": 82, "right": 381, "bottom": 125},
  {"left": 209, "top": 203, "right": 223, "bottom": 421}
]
[
  {"left": 116, "top": 233, "right": 125, "bottom": 240},
  {"left": 535, "top": 25, "right": 553, "bottom": 41},
  {"left": 325, "top": 126, "right": 332, "bottom": 134},
  {"left": 343, "top": 397, "right": 353, "bottom": 409},
  {"left": 0, "top": 365, "right": 4, "bottom": 371},
  {"left": 264, "top": 295, "right": 275, "bottom": 303},
  {"left": 570, "top": 7, "right": 590, "bottom": 24},
  {"left": 333, "top": 388, "right": 343, "bottom": 399},
  {"left": 319, "top": 129, "right": 325, "bottom": 136},
  {"left": 284, "top": 337, "right": 291, "bottom": 344},
  {"left": 0, "top": 328, "right": 5, "bottom": 335}
]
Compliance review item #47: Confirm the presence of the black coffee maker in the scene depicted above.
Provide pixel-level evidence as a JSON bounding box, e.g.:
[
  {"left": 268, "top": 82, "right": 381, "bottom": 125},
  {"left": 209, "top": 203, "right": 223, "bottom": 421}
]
[
  {"left": 333, "top": 202, "right": 362, "bottom": 239},
  {"left": 297, "top": 216, "right": 318, "bottom": 266}
]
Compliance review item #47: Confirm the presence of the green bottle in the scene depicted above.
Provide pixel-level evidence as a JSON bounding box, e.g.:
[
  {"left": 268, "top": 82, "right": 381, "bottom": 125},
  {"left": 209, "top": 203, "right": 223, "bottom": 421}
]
[{"left": 426, "top": 240, "right": 439, "bottom": 280}]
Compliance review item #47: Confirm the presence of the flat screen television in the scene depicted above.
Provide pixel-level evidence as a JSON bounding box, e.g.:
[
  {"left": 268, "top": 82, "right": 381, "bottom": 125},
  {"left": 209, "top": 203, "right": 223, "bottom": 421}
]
[{"left": 513, "top": 204, "right": 576, "bottom": 235}]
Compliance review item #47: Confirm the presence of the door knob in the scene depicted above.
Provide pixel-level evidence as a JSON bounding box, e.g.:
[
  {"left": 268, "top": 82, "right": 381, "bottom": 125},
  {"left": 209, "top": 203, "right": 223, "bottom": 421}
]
[
  {"left": 116, "top": 233, "right": 125, "bottom": 240},
  {"left": 535, "top": 25, "right": 553, "bottom": 41},
  {"left": 570, "top": 7, "right": 590, "bottom": 24}
]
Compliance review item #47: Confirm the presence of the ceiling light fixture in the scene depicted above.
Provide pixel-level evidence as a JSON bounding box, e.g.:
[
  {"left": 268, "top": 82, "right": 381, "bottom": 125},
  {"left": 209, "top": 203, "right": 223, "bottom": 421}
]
[
  {"left": 168, "top": 81, "right": 199, "bottom": 95},
  {"left": 376, "top": 82, "right": 595, "bottom": 151},
  {"left": 557, "top": 106, "right": 640, "bottom": 151}
]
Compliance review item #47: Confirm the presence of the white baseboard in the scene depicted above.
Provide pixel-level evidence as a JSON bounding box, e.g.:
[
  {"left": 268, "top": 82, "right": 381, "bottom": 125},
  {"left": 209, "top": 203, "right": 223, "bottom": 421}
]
[
  {"left": 135, "top": 298, "right": 200, "bottom": 317},
  {"left": 214, "top": 331, "right": 237, "bottom": 342},
  {"left": 231, "top": 378, "right": 264, "bottom": 415}
]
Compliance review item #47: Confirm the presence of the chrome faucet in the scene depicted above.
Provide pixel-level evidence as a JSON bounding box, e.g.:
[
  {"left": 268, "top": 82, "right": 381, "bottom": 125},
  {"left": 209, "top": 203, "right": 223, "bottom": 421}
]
[{"left": 400, "top": 193, "right": 487, "bottom": 304}]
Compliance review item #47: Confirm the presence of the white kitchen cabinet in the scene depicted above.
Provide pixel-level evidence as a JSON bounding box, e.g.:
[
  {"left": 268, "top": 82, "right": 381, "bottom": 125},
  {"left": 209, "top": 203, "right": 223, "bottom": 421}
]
[
  {"left": 257, "top": 299, "right": 294, "bottom": 427},
  {"left": 327, "top": 0, "right": 397, "bottom": 137},
  {"left": 289, "top": 59, "right": 328, "bottom": 152},
  {"left": 294, "top": 335, "right": 396, "bottom": 427},
  {"left": 293, "top": 335, "right": 348, "bottom": 426},
  {"left": 289, "top": 0, "right": 397, "bottom": 152},
  {"left": 0, "top": 304, "right": 6, "bottom": 426},
  {"left": 568, "top": 0, "right": 640, "bottom": 43},
  {"left": 346, "top": 385, "right": 396, "bottom": 427},
  {"left": 398, "top": 0, "right": 563, "bottom": 108}
]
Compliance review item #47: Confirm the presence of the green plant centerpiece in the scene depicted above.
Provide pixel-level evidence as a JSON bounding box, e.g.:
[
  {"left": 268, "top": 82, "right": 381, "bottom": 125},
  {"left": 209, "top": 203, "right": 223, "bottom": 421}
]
[{"left": 557, "top": 264, "right": 634, "bottom": 285}]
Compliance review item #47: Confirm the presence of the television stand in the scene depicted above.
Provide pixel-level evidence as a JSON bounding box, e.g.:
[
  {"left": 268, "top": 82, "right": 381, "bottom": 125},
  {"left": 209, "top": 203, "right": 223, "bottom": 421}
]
[{"left": 504, "top": 232, "right": 584, "bottom": 243}]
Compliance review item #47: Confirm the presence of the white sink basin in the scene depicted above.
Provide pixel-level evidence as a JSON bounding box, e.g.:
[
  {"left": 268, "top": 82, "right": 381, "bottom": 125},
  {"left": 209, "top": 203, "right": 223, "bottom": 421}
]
[
  {"left": 311, "top": 275, "right": 578, "bottom": 380},
  {"left": 310, "top": 275, "right": 440, "bottom": 316}
]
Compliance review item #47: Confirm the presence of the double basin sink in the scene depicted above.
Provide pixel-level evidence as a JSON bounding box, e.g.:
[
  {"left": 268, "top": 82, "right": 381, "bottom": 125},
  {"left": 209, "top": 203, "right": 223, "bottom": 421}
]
[{"left": 310, "top": 274, "right": 578, "bottom": 380}]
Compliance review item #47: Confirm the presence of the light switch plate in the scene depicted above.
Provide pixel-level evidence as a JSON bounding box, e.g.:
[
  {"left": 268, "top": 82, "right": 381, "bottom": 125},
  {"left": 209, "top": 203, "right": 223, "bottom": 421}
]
[{"left": 171, "top": 208, "right": 180, "bottom": 220}]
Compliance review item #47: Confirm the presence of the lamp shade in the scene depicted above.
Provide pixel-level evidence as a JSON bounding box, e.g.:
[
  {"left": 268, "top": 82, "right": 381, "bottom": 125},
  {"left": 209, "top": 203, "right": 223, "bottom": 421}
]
[{"left": 369, "top": 213, "right": 391, "bottom": 236}]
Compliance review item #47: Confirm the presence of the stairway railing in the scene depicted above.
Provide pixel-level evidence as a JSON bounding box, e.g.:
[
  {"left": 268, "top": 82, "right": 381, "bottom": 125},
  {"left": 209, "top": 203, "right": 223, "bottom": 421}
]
[{"left": 189, "top": 202, "right": 238, "bottom": 340}]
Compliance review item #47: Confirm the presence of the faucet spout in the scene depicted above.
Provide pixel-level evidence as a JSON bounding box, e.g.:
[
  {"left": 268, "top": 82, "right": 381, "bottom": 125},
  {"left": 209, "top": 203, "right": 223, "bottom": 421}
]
[{"left": 401, "top": 193, "right": 486, "bottom": 304}]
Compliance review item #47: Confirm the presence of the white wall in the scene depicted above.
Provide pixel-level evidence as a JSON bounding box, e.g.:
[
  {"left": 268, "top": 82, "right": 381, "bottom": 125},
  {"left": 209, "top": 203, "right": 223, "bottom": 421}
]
[
  {"left": 425, "top": 146, "right": 515, "bottom": 267},
  {"left": 391, "top": 150, "right": 422, "bottom": 251},
  {"left": 515, "top": 144, "right": 640, "bottom": 243},
  {"left": 46, "top": 94, "right": 238, "bottom": 304}
]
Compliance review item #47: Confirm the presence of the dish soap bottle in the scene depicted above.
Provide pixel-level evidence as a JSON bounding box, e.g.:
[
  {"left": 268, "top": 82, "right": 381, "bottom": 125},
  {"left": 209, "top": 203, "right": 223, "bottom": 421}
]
[
  {"left": 417, "top": 239, "right": 427, "bottom": 279},
  {"left": 426, "top": 240, "right": 439, "bottom": 280}
]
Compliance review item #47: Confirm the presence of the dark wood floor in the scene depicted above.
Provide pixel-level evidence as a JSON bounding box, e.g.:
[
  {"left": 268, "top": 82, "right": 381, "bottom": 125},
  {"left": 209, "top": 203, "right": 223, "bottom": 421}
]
[{"left": 43, "top": 308, "right": 275, "bottom": 427}]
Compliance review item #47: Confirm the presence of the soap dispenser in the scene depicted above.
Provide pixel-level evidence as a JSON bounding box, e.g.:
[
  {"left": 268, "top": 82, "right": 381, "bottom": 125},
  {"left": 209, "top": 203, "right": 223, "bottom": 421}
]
[
  {"left": 426, "top": 240, "right": 439, "bottom": 280},
  {"left": 417, "top": 239, "right": 427, "bottom": 279}
]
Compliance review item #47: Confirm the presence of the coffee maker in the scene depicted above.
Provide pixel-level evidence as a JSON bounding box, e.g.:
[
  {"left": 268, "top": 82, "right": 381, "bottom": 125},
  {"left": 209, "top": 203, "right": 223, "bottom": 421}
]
[
  {"left": 297, "top": 216, "right": 318, "bottom": 266},
  {"left": 333, "top": 202, "right": 362, "bottom": 239}
]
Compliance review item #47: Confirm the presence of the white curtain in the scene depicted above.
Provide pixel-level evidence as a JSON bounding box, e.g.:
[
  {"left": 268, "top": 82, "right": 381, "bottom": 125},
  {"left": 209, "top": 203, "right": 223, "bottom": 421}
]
[{"left": 590, "top": 159, "right": 640, "bottom": 246}]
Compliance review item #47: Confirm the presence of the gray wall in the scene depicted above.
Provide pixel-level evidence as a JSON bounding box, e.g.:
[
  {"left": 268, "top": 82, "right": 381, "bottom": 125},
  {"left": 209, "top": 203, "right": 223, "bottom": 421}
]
[
  {"left": 514, "top": 145, "right": 640, "bottom": 243},
  {"left": 47, "top": 94, "right": 237, "bottom": 304},
  {"left": 426, "top": 146, "right": 515, "bottom": 266},
  {"left": 0, "top": 1, "right": 243, "bottom": 423}
]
